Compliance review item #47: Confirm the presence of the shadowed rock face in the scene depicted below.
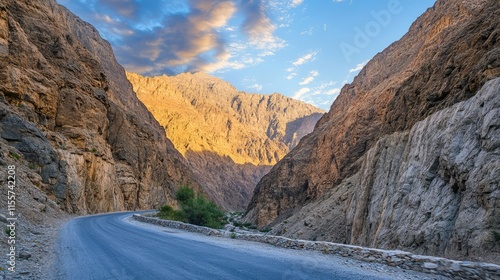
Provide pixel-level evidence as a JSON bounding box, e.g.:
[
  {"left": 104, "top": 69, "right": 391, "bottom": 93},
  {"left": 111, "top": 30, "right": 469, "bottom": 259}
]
[
  {"left": 244, "top": 0, "right": 500, "bottom": 262},
  {"left": 127, "top": 72, "right": 324, "bottom": 210},
  {"left": 0, "top": 0, "right": 202, "bottom": 214}
]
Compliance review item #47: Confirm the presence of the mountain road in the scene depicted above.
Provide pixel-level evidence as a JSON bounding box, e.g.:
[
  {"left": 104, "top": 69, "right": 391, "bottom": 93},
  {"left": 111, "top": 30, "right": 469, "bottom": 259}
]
[{"left": 53, "top": 212, "right": 435, "bottom": 280}]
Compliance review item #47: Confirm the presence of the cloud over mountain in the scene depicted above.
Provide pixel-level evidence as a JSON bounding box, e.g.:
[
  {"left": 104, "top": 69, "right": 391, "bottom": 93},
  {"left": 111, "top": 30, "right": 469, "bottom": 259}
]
[{"left": 59, "top": 0, "right": 287, "bottom": 75}]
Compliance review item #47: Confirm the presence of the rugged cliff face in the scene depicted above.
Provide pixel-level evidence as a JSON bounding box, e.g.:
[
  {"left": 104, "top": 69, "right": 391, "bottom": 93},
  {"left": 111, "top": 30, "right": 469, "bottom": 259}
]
[
  {"left": 0, "top": 0, "right": 201, "bottom": 214},
  {"left": 127, "top": 72, "right": 323, "bottom": 210},
  {"left": 267, "top": 78, "right": 500, "bottom": 263},
  {"left": 245, "top": 0, "right": 500, "bottom": 262}
]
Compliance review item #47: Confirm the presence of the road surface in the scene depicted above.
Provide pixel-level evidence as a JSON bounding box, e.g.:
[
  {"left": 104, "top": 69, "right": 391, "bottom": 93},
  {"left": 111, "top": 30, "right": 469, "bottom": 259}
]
[{"left": 54, "top": 212, "right": 423, "bottom": 279}]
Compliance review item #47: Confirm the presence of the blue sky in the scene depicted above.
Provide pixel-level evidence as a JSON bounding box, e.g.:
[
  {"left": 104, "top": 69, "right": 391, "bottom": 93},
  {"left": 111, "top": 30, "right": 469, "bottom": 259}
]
[{"left": 58, "top": 0, "right": 435, "bottom": 110}]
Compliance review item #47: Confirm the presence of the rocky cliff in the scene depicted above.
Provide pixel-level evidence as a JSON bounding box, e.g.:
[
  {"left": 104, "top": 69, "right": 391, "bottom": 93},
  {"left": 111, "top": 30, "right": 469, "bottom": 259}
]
[
  {"left": 245, "top": 0, "right": 500, "bottom": 263},
  {"left": 0, "top": 0, "right": 202, "bottom": 215},
  {"left": 127, "top": 72, "right": 324, "bottom": 210}
]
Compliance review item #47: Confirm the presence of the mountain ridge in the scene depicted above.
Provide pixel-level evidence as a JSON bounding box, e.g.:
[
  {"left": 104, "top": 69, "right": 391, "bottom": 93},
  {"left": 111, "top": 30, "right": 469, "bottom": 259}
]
[{"left": 127, "top": 71, "right": 324, "bottom": 210}]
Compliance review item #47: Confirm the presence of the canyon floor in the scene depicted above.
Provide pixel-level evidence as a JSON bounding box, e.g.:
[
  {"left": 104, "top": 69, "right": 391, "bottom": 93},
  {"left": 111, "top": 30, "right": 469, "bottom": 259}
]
[{"left": 51, "top": 212, "right": 444, "bottom": 280}]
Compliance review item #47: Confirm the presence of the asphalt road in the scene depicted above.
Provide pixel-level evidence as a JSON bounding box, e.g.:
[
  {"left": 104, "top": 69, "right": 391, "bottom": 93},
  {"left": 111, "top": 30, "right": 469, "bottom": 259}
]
[{"left": 54, "top": 212, "right": 410, "bottom": 280}]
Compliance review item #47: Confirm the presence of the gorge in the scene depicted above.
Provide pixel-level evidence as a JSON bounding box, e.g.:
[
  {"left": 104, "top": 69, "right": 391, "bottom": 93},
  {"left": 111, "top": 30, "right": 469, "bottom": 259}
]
[
  {"left": 0, "top": 1, "right": 498, "bottom": 278},
  {"left": 127, "top": 72, "right": 323, "bottom": 210}
]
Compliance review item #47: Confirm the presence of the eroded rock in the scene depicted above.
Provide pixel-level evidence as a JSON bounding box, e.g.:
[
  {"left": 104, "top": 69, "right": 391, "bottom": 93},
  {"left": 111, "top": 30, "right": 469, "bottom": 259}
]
[
  {"left": 245, "top": 0, "right": 500, "bottom": 263},
  {"left": 0, "top": 0, "right": 202, "bottom": 214}
]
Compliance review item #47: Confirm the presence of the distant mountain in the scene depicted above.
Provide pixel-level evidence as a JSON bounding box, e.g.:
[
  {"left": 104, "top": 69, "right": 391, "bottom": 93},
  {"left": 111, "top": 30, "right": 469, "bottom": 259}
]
[
  {"left": 127, "top": 72, "right": 324, "bottom": 210},
  {"left": 244, "top": 0, "right": 500, "bottom": 264}
]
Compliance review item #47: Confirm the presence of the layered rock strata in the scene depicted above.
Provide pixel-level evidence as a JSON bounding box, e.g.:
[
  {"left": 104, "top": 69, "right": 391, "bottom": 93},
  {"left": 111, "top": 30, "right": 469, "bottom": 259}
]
[
  {"left": 245, "top": 0, "right": 500, "bottom": 263},
  {"left": 265, "top": 78, "right": 500, "bottom": 264}
]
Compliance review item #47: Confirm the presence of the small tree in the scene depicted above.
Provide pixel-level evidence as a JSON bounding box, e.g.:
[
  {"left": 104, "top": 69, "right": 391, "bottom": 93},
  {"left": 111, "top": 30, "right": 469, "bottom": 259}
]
[
  {"left": 157, "top": 205, "right": 186, "bottom": 221},
  {"left": 157, "top": 186, "right": 226, "bottom": 229},
  {"left": 175, "top": 186, "right": 195, "bottom": 203},
  {"left": 182, "top": 195, "right": 225, "bottom": 228}
]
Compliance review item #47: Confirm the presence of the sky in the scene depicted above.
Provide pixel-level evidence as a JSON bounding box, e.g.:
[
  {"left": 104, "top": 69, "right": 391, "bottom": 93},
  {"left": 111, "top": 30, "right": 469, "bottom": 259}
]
[{"left": 57, "top": 0, "right": 436, "bottom": 110}]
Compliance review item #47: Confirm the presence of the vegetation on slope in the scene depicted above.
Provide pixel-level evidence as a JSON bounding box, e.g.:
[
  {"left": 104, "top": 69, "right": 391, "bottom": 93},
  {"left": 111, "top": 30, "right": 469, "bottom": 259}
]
[{"left": 157, "top": 186, "right": 226, "bottom": 229}]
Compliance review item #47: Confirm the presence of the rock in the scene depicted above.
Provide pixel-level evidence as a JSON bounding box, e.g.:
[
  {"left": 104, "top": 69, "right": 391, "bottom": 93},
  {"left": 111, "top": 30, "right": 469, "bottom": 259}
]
[
  {"left": 36, "top": 203, "right": 46, "bottom": 212},
  {"left": 127, "top": 72, "right": 323, "bottom": 210},
  {"left": 252, "top": 78, "right": 500, "bottom": 264},
  {"left": 18, "top": 250, "right": 31, "bottom": 260},
  {"left": 0, "top": 214, "right": 7, "bottom": 223},
  {"left": 0, "top": 0, "right": 203, "bottom": 214},
  {"left": 423, "top": 263, "right": 438, "bottom": 270},
  {"left": 244, "top": 0, "right": 500, "bottom": 264}
]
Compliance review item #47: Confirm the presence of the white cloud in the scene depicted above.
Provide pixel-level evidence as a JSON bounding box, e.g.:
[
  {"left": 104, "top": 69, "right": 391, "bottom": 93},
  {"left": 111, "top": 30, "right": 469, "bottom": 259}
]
[
  {"left": 325, "top": 88, "right": 341, "bottom": 95},
  {"left": 311, "top": 81, "right": 340, "bottom": 96},
  {"left": 249, "top": 83, "right": 263, "bottom": 91},
  {"left": 242, "top": 56, "right": 264, "bottom": 65},
  {"left": 320, "top": 81, "right": 337, "bottom": 88},
  {"left": 299, "top": 77, "right": 314, "bottom": 85},
  {"left": 198, "top": 51, "right": 245, "bottom": 73},
  {"left": 348, "top": 60, "right": 368, "bottom": 73},
  {"left": 300, "top": 27, "right": 314, "bottom": 36},
  {"left": 292, "top": 51, "right": 318, "bottom": 66},
  {"left": 291, "top": 0, "right": 303, "bottom": 7},
  {"left": 333, "top": 0, "right": 354, "bottom": 3},
  {"left": 299, "top": 70, "right": 319, "bottom": 85},
  {"left": 293, "top": 87, "right": 311, "bottom": 100},
  {"left": 240, "top": 1, "right": 286, "bottom": 53},
  {"left": 285, "top": 67, "right": 298, "bottom": 80}
]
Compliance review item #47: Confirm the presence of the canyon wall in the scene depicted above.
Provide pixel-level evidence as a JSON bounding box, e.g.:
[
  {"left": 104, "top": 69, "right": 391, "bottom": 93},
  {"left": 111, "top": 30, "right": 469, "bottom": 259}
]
[
  {"left": 0, "top": 0, "right": 201, "bottom": 214},
  {"left": 245, "top": 0, "right": 500, "bottom": 263},
  {"left": 267, "top": 78, "right": 500, "bottom": 264}
]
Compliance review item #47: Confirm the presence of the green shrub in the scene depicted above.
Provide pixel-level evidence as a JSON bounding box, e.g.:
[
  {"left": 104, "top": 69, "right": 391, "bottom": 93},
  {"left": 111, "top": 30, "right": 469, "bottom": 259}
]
[
  {"left": 9, "top": 152, "right": 20, "bottom": 160},
  {"left": 493, "top": 231, "right": 500, "bottom": 242},
  {"left": 159, "top": 205, "right": 173, "bottom": 213},
  {"left": 28, "top": 162, "right": 37, "bottom": 170},
  {"left": 230, "top": 233, "right": 237, "bottom": 239},
  {"left": 157, "top": 205, "right": 187, "bottom": 222},
  {"left": 322, "top": 245, "right": 329, "bottom": 254},
  {"left": 158, "top": 186, "right": 226, "bottom": 229},
  {"left": 233, "top": 221, "right": 243, "bottom": 227},
  {"left": 181, "top": 195, "right": 225, "bottom": 229},
  {"left": 175, "top": 186, "right": 195, "bottom": 203}
]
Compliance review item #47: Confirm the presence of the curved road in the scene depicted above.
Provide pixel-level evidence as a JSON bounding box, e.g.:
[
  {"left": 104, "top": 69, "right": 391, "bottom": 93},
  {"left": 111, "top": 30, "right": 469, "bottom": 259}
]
[{"left": 54, "top": 212, "right": 412, "bottom": 280}]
